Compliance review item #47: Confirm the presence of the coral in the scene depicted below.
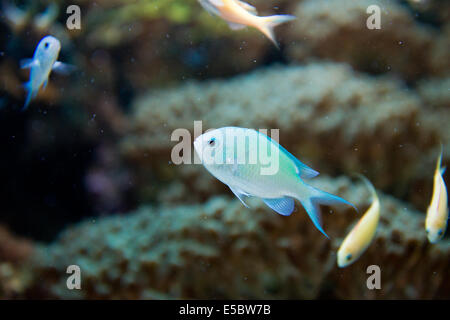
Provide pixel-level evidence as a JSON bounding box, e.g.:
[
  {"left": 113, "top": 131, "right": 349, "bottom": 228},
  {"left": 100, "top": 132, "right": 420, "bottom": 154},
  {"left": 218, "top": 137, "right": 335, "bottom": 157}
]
[
  {"left": 120, "top": 62, "right": 447, "bottom": 208},
  {"left": 28, "top": 176, "right": 450, "bottom": 299},
  {"left": 0, "top": 225, "right": 33, "bottom": 263},
  {"left": 405, "top": 0, "right": 450, "bottom": 26},
  {"left": 1, "top": 0, "right": 448, "bottom": 300},
  {"left": 417, "top": 75, "right": 450, "bottom": 109},
  {"left": 0, "top": 225, "right": 34, "bottom": 299},
  {"left": 285, "top": 0, "right": 449, "bottom": 80}
]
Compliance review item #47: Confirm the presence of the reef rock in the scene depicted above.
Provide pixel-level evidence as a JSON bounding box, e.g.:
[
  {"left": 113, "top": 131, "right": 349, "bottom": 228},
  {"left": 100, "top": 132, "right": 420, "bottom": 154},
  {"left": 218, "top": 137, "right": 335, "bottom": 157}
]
[{"left": 285, "top": 0, "right": 449, "bottom": 80}]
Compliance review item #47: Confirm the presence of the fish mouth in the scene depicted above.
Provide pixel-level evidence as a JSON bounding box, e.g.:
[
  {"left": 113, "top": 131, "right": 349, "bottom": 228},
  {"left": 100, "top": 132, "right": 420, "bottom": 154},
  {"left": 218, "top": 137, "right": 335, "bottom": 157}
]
[{"left": 193, "top": 136, "right": 202, "bottom": 159}]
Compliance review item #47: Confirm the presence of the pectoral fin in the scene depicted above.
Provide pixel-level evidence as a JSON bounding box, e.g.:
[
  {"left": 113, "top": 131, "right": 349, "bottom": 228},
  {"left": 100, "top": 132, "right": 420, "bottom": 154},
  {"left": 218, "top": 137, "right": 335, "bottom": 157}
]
[
  {"left": 262, "top": 197, "right": 295, "bottom": 216},
  {"left": 52, "top": 61, "right": 76, "bottom": 74},
  {"left": 229, "top": 186, "right": 250, "bottom": 208},
  {"left": 20, "top": 58, "right": 39, "bottom": 69},
  {"left": 22, "top": 81, "right": 36, "bottom": 111}
]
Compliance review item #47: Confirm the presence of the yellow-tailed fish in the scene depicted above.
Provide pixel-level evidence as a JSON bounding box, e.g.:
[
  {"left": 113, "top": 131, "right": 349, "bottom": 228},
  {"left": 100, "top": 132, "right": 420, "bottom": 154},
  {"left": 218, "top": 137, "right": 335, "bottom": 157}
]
[
  {"left": 20, "top": 35, "right": 74, "bottom": 110},
  {"left": 425, "top": 149, "right": 448, "bottom": 243},
  {"left": 198, "top": 0, "right": 296, "bottom": 48},
  {"left": 194, "top": 127, "right": 356, "bottom": 238},
  {"left": 337, "top": 175, "right": 379, "bottom": 268}
]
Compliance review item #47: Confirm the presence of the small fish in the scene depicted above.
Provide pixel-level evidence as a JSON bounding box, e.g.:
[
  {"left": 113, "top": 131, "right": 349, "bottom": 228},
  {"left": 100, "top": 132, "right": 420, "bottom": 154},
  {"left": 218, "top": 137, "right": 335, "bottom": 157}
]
[
  {"left": 425, "top": 149, "right": 448, "bottom": 243},
  {"left": 198, "top": 0, "right": 296, "bottom": 48},
  {"left": 194, "top": 127, "right": 355, "bottom": 238},
  {"left": 33, "top": 3, "right": 59, "bottom": 32},
  {"left": 337, "top": 175, "right": 379, "bottom": 268},
  {"left": 21, "top": 35, "right": 74, "bottom": 110},
  {"left": 2, "top": 1, "right": 31, "bottom": 32}
]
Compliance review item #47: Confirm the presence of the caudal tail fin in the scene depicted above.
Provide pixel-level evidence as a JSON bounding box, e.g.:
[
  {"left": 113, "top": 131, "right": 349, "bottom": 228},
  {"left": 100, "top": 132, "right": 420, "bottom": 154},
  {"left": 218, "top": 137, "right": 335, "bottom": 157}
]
[
  {"left": 296, "top": 184, "right": 357, "bottom": 238},
  {"left": 257, "top": 15, "right": 296, "bottom": 49},
  {"left": 22, "top": 81, "right": 34, "bottom": 111}
]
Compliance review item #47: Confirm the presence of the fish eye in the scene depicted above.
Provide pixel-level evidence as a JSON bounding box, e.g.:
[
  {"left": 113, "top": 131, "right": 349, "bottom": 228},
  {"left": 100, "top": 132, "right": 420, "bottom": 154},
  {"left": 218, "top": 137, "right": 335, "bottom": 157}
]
[
  {"left": 44, "top": 42, "right": 50, "bottom": 49},
  {"left": 437, "top": 229, "right": 443, "bottom": 236},
  {"left": 208, "top": 137, "right": 216, "bottom": 147},
  {"left": 346, "top": 254, "right": 352, "bottom": 261},
  {"left": 426, "top": 229, "right": 430, "bottom": 234}
]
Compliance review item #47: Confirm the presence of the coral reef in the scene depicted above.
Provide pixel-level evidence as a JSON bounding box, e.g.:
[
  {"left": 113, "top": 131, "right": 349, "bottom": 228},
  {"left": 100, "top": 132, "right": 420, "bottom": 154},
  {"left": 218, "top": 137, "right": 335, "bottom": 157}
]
[
  {"left": 0, "top": 225, "right": 34, "bottom": 299},
  {"left": 0, "top": 0, "right": 448, "bottom": 300},
  {"left": 28, "top": 176, "right": 450, "bottom": 299}
]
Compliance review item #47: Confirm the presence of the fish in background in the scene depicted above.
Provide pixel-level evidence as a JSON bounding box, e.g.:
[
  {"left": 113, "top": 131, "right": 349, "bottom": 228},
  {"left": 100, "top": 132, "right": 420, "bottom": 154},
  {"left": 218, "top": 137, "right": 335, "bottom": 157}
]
[
  {"left": 426, "top": 148, "right": 448, "bottom": 243},
  {"left": 3, "top": 2, "right": 60, "bottom": 33},
  {"left": 20, "top": 35, "right": 74, "bottom": 110},
  {"left": 198, "top": 0, "right": 296, "bottom": 48},
  {"left": 337, "top": 175, "right": 380, "bottom": 268},
  {"left": 194, "top": 127, "right": 356, "bottom": 238},
  {"left": 2, "top": 1, "right": 31, "bottom": 33}
]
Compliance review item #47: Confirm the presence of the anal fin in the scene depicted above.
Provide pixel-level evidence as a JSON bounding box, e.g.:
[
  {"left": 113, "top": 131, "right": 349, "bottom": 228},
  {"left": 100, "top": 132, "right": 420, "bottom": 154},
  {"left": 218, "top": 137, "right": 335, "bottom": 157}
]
[
  {"left": 227, "top": 21, "right": 246, "bottom": 30},
  {"left": 263, "top": 197, "right": 294, "bottom": 216}
]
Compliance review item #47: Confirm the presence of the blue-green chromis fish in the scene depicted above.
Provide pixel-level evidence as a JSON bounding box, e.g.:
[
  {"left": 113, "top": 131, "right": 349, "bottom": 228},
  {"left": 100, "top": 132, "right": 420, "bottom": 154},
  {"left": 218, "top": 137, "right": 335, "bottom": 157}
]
[
  {"left": 194, "top": 126, "right": 356, "bottom": 238},
  {"left": 20, "top": 35, "right": 74, "bottom": 110}
]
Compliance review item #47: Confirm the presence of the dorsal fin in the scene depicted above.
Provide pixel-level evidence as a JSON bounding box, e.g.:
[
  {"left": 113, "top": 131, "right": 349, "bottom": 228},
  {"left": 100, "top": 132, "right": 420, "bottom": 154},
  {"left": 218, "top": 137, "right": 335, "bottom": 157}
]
[
  {"left": 262, "top": 132, "right": 319, "bottom": 179},
  {"left": 263, "top": 197, "right": 294, "bottom": 216},
  {"left": 209, "top": 0, "right": 224, "bottom": 7}
]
